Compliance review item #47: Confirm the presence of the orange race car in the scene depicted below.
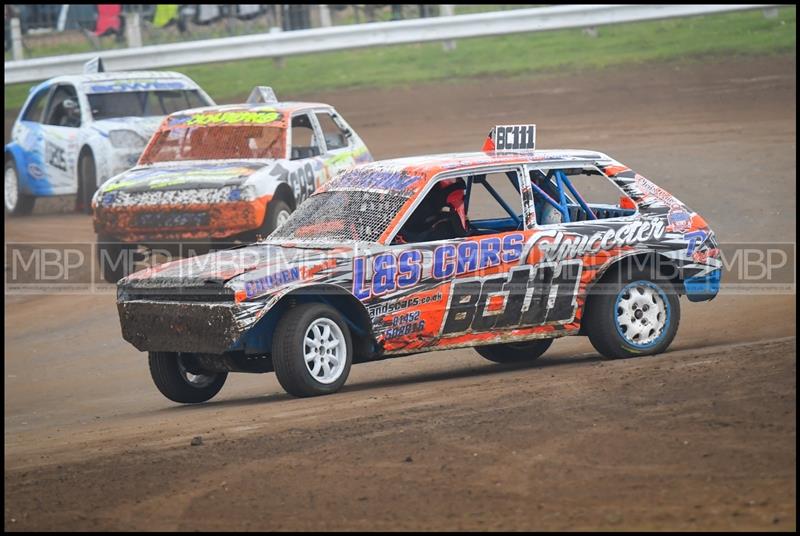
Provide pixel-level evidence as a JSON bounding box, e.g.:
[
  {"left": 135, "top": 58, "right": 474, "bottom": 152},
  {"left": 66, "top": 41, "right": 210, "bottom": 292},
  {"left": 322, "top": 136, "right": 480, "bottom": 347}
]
[
  {"left": 91, "top": 86, "right": 372, "bottom": 282},
  {"left": 116, "top": 125, "right": 722, "bottom": 403}
]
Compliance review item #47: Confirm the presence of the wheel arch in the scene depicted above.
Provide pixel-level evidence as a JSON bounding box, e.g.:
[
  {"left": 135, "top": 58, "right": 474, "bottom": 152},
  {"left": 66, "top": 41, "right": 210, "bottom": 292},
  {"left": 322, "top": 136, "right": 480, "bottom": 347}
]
[
  {"left": 4, "top": 143, "right": 34, "bottom": 196},
  {"left": 239, "top": 283, "right": 377, "bottom": 361},
  {"left": 580, "top": 251, "right": 683, "bottom": 334},
  {"left": 272, "top": 181, "right": 296, "bottom": 210},
  {"left": 77, "top": 143, "right": 96, "bottom": 183}
]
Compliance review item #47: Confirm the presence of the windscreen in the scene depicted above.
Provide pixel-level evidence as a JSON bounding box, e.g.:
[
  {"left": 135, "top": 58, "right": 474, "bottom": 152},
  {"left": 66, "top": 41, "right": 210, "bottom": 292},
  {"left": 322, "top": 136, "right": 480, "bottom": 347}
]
[
  {"left": 268, "top": 189, "right": 410, "bottom": 243},
  {"left": 88, "top": 90, "right": 210, "bottom": 120},
  {"left": 139, "top": 124, "right": 286, "bottom": 164}
]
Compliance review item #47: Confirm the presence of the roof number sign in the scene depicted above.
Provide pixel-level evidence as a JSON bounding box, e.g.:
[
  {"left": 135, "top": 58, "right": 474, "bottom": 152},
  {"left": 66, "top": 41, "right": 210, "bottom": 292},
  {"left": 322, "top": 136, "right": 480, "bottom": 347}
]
[{"left": 494, "top": 124, "right": 536, "bottom": 151}]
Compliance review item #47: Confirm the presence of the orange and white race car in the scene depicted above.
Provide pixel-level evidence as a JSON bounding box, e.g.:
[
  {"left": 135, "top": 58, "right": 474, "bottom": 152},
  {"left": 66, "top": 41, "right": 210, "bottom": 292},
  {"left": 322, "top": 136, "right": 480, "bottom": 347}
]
[
  {"left": 116, "top": 125, "right": 721, "bottom": 403},
  {"left": 91, "top": 87, "right": 372, "bottom": 282}
]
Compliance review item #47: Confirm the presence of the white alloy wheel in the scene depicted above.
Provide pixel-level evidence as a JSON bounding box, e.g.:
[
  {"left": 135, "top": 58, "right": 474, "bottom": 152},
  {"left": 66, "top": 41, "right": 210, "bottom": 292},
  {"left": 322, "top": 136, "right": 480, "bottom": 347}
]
[
  {"left": 276, "top": 208, "right": 291, "bottom": 228},
  {"left": 5, "top": 165, "right": 19, "bottom": 212},
  {"left": 615, "top": 282, "right": 669, "bottom": 347},
  {"left": 303, "top": 318, "right": 347, "bottom": 384}
]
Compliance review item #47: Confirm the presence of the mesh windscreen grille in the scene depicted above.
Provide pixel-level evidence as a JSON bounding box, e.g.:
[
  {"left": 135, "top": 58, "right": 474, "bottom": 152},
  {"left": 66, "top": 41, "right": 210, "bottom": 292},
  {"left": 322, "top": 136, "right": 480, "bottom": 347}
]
[
  {"left": 269, "top": 190, "right": 410, "bottom": 243},
  {"left": 141, "top": 125, "right": 285, "bottom": 164}
]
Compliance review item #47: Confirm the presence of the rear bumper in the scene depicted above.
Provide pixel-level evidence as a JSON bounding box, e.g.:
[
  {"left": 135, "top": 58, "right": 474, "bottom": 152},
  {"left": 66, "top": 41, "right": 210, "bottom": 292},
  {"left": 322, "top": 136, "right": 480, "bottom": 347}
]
[
  {"left": 94, "top": 194, "right": 271, "bottom": 242},
  {"left": 684, "top": 268, "right": 721, "bottom": 302}
]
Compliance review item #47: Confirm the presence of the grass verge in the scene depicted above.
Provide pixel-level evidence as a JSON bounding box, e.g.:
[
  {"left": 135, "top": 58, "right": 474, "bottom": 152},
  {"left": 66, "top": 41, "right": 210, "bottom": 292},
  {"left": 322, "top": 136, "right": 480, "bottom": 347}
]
[{"left": 4, "top": 6, "right": 795, "bottom": 111}]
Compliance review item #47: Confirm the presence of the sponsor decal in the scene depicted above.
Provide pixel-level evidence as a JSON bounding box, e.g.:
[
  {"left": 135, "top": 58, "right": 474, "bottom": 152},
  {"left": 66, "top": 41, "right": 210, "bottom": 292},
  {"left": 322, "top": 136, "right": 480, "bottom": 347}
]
[
  {"left": 692, "top": 247, "right": 720, "bottom": 264},
  {"left": 530, "top": 220, "right": 666, "bottom": 263},
  {"left": 87, "top": 80, "right": 189, "bottom": 93},
  {"left": 102, "top": 165, "right": 260, "bottom": 192},
  {"left": 353, "top": 233, "right": 525, "bottom": 300},
  {"left": 367, "top": 293, "right": 443, "bottom": 319},
  {"left": 244, "top": 266, "right": 301, "bottom": 299},
  {"left": 328, "top": 167, "right": 421, "bottom": 193},
  {"left": 441, "top": 260, "right": 582, "bottom": 334},
  {"left": 667, "top": 206, "right": 692, "bottom": 233},
  {"left": 684, "top": 230, "right": 708, "bottom": 257},
  {"left": 384, "top": 310, "right": 426, "bottom": 340},
  {"left": 27, "top": 163, "right": 45, "bottom": 180},
  {"left": 135, "top": 211, "right": 210, "bottom": 228},
  {"left": 172, "top": 110, "right": 282, "bottom": 127},
  {"left": 634, "top": 174, "right": 678, "bottom": 206}
]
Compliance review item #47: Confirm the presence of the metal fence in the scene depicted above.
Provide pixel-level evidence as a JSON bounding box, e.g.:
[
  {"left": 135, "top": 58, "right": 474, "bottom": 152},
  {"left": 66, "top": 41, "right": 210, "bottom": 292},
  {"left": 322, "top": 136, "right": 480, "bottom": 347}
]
[
  {"left": 5, "top": 4, "right": 781, "bottom": 85},
  {"left": 4, "top": 4, "right": 505, "bottom": 60}
]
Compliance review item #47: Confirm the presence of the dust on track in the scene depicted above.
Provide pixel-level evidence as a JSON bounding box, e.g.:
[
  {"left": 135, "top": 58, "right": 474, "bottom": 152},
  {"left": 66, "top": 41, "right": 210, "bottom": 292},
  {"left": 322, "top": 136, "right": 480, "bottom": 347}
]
[{"left": 4, "top": 55, "right": 796, "bottom": 530}]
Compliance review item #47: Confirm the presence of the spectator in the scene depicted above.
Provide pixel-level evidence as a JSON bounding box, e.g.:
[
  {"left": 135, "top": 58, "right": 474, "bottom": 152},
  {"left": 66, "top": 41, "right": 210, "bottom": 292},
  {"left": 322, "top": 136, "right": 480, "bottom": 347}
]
[{"left": 95, "top": 4, "right": 124, "bottom": 42}]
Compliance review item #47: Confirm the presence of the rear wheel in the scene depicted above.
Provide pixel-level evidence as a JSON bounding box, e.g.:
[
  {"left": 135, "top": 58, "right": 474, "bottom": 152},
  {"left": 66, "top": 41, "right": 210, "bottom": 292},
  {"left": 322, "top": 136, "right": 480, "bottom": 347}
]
[
  {"left": 272, "top": 303, "right": 352, "bottom": 397},
  {"left": 77, "top": 150, "right": 97, "bottom": 214},
  {"left": 148, "top": 352, "right": 228, "bottom": 404},
  {"left": 4, "top": 159, "right": 36, "bottom": 216},
  {"left": 584, "top": 266, "right": 680, "bottom": 359},
  {"left": 475, "top": 338, "right": 553, "bottom": 364}
]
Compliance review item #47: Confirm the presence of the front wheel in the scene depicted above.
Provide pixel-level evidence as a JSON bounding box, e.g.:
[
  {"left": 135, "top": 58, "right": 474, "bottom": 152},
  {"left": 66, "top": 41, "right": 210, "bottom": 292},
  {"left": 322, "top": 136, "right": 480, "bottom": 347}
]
[
  {"left": 272, "top": 303, "right": 353, "bottom": 397},
  {"left": 475, "top": 338, "right": 553, "bottom": 364},
  {"left": 584, "top": 266, "right": 681, "bottom": 359},
  {"left": 148, "top": 352, "right": 228, "bottom": 404},
  {"left": 4, "top": 159, "right": 36, "bottom": 216},
  {"left": 77, "top": 151, "right": 97, "bottom": 214},
  {"left": 255, "top": 198, "right": 292, "bottom": 240}
]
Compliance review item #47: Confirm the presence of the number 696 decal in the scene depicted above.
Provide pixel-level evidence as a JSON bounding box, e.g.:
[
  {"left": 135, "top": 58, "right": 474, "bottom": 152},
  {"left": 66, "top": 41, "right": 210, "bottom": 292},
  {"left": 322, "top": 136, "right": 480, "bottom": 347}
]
[{"left": 440, "top": 260, "right": 583, "bottom": 335}]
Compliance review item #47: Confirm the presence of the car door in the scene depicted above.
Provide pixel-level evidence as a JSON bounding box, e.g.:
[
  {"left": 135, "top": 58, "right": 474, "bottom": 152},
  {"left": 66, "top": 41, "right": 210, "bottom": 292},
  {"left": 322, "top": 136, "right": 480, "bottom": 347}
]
[
  {"left": 377, "top": 166, "right": 543, "bottom": 351},
  {"left": 38, "top": 83, "right": 83, "bottom": 194},
  {"left": 284, "top": 111, "right": 324, "bottom": 207},
  {"left": 520, "top": 163, "right": 645, "bottom": 329}
]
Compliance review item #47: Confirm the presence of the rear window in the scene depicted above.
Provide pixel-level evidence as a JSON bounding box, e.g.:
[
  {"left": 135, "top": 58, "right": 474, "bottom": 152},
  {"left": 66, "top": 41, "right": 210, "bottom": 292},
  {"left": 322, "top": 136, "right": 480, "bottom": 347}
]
[
  {"left": 88, "top": 90, "right": 209, "bottom": 120},
  {"left": 140, "top": 124, "right": 286, "bottom": 164}
]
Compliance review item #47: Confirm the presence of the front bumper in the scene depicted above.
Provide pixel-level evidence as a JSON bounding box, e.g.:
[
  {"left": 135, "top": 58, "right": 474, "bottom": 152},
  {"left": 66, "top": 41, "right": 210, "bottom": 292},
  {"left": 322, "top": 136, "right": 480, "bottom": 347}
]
[
  {"left": 684, "top": 268, "right": 721, "bottom": 302},
  {"left": 94, "top": 194, "right": 271, "bottom": 242},
  {"left": 119, "top": 299, "right": 246, "bottom": 353}
]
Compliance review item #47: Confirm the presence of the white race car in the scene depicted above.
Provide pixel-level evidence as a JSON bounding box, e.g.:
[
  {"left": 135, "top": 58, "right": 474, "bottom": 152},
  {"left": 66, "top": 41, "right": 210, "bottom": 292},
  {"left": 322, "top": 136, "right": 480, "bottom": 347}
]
[{"left": 4, "top": 61, "right": 214, "bottom": 215}]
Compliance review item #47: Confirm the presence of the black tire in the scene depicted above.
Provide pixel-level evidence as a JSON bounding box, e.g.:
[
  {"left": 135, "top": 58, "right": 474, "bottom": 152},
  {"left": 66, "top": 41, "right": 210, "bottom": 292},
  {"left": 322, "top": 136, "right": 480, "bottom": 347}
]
[
  {"left": 96, "top": 234, "right": 137, "bottom": 283},
  {"left": 272, "top": 302, "right": 353, "bottom": 397},
  {"left": 4, "top": 159, "right": 36, "bottom": 216},
  {"left": 77, "top": 150, "right": 97, "bottom": 214},
  {"left": 475, "top": 338, "right": 553, "bottom": 364},
  {"left": 148, "top": 352, "right": 228, "bottom": 404},
  {"left": 255, "top": 198, "right": 292, "bottom": 241},
  {"left": 583, "top": 265, "right": 681, "bottom": 359}
]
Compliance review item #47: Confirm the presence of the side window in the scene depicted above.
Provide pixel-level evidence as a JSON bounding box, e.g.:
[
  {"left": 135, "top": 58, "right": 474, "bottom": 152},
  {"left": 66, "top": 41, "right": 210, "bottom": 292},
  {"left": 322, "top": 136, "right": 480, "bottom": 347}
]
[
  {"left": 44, "top": 84, "right": 81, "bottom": 128},
  {"left": 290, "top": 113, "right": 321, "bottom": 160},
  {"left": 21, "top": 87, "right": 51, "bottom": 123},
  {"left": 393, "top": 169, "right": 524, "bottom": 244},
  {"left": 148, "top": 90, "right": 209, "bottom": 116},
  {"left": 529, "top": 167, "right": 635, "bottom": 226},
  {"left": 464, "top": 171, "right": 524, "bottom": 233},
  {"left": 315, "top": 111, "right": 349, "bottom": 150}
]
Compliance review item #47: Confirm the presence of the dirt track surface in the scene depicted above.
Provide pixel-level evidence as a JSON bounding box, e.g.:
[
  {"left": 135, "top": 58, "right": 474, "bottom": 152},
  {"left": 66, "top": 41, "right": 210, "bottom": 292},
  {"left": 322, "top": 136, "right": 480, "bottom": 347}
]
[{"left": 4, "top": 56, "right": 797, "bottom": 530}]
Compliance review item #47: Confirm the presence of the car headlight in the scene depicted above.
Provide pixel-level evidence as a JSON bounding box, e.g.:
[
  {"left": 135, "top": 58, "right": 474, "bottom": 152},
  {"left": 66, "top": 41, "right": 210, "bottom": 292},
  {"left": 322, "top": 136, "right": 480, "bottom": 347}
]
[{"left": 109, "top": 130, "right": 147, "bottom": 149}]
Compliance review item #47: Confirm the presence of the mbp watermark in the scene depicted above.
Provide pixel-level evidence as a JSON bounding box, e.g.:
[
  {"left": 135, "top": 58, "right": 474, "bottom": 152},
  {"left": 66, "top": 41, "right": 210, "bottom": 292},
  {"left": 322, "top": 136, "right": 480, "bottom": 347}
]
[{"left": 3, "top": 241, "right": 796, "bottom": 297}]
